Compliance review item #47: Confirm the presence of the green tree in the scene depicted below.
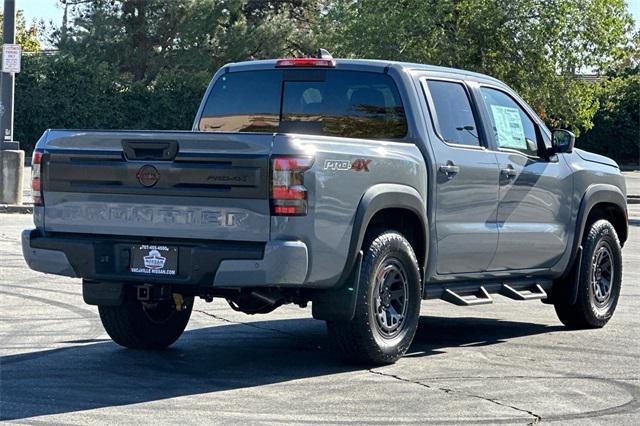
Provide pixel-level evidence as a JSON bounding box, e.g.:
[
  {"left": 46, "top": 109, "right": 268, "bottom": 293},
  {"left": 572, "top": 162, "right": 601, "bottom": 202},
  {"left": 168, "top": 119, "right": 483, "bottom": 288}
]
[
  {"left": 577, "top": 70, "right": 640, "bottom": 165},
  {"left": 54, "top": 0, "right": 320, "bottom": 83},
  {"left": 0, "top": 11, "right": 41, "bottom": 52},
  {"left": 320, "top": 0, "right": 635, "bottom": 133}
]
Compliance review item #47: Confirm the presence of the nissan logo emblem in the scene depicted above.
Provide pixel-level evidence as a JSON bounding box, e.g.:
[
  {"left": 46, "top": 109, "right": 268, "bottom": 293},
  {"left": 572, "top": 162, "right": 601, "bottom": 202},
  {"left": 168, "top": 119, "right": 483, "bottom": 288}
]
[{"left": 137, "top": 165, "right": 160, "bottom": 187}]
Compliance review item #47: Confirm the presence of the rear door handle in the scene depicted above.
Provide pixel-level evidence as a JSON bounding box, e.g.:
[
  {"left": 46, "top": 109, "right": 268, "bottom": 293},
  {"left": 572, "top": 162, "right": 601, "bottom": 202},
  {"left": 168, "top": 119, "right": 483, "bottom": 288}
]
[
  {"left": 500, "top": 165, "right": 517, "bottom": 179},
  {"left": 439, "top": 162, "right": 460, "bottom": 179}
]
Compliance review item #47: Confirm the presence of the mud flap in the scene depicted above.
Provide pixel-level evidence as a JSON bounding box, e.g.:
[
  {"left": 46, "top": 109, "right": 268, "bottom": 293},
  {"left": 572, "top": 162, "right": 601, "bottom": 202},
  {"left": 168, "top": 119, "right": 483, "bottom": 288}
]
[
  {"left": 312, "top": 251, "right": 362, "bottom": 321},
  {"left": 83, "top": 280, "right": 124, "bottom": 306},
  {"left": 543, "top": 246, "right": 582, "bottom": 305}
]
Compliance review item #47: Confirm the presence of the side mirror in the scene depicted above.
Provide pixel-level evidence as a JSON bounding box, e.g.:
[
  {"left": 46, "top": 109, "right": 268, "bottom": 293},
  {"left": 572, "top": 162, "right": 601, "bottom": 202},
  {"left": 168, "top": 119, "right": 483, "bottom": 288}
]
[{"left": 551, "top": 129, "right": 575, "bottom": 154}]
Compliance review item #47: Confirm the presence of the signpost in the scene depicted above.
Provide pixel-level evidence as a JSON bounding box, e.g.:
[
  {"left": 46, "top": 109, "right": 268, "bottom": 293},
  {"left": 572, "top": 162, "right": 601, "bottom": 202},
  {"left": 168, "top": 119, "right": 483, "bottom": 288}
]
[
  {"left": 0, "top": 43, "right": 20, "bottom": 147},
  {"left": 0, "top": 0, "right": 24, "bottom": 205}
]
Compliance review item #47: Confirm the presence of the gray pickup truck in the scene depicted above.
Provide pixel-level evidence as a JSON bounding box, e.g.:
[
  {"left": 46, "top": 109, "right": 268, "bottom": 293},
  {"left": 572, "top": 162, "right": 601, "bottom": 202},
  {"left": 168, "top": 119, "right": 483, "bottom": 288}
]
[{"left": 22, "top": 53, "right": 628, "bottom": 365}]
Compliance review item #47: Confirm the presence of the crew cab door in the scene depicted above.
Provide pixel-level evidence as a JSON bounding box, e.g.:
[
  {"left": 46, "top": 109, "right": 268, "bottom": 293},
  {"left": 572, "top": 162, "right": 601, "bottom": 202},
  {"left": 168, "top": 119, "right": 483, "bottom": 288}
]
[
  {"left": 476, "top": 86, "right": 573, "bottom": 270},
  {"left": 421, "top": 79, "right": 500, "bottom": 274}
]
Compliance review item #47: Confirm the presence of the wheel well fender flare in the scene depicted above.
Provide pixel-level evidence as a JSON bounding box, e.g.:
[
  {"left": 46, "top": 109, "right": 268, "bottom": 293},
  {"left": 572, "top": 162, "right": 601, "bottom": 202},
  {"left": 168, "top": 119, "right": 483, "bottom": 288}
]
[
  {"left": 347, "top": 184, "right": 428, "bottom": 279},
  {"left": 573, "top": 184, "right": 628, "bottom": 257}
]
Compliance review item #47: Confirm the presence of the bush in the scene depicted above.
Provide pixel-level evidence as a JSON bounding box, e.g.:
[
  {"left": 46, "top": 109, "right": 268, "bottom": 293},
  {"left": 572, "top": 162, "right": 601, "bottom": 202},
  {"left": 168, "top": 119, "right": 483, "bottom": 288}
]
[
  {"left": 577, "top": 74, "right": 640, "bottom": 166},
  {"left": 15, "top": 54, "right": 210, "bottom": 153}
]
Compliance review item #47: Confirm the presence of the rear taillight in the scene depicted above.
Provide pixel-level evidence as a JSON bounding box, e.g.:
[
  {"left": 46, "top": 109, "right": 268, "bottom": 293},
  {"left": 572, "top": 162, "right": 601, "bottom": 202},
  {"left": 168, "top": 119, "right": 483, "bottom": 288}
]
[
  {"left": 31, "top": 149, "right": 44, "bottom": 206},
  {"left": 271, "top": 156, "right": 314, "bottom": 216}
]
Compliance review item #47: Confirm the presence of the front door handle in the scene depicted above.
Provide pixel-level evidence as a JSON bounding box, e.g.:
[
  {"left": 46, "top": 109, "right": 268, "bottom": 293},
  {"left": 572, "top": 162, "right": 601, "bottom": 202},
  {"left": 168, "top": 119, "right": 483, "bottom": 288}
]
[
  {"left": 500, "top": 165, "right": 517, "bottom": 179},
  {"left": 439, "top": 162, "right": 460, "bottom": 179}
]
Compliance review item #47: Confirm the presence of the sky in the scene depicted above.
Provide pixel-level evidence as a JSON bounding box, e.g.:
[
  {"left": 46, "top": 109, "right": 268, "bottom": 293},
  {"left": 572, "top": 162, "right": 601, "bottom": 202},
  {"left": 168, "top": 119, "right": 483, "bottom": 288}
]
[
  {"left": 20, "top": 0, "right": 63, "bottom": 26},
  {"left": 11, "top": 0, "right": 640, "bottom": 31}
]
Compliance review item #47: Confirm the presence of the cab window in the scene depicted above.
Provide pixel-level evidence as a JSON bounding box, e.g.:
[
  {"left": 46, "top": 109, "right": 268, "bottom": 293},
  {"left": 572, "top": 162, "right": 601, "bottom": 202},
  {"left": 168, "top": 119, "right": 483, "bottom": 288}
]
[
  {"left": 281, "top": 71, "right": 407, "bottom": 139},
  {"left": 199, "top": 70, "right": 407, "bottom": 139},
  {"left": 480, "top": 87, "right": 539, "bottom": 156},
  {"left": 426, "top": 80, "right": 480, "bottom": 147}
]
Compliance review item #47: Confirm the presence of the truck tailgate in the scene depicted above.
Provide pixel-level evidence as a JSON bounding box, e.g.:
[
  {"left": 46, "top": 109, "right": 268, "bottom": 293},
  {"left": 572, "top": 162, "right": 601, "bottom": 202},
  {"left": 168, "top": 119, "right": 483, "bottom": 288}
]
[{"left": 41, "top": 131, "right": 272, "bottom": 242}]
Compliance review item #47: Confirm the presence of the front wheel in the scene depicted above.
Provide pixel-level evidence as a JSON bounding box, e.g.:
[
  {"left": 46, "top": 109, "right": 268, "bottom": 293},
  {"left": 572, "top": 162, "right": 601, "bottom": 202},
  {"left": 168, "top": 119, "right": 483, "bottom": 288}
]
[
  {"left": 98, "top": 289, "right": 193, "bottom": 349},
  {"left": 554, "top": 219, "right": 622, "bottom": 328},
  {"left": 327, "top": 230, "right": 421, "bottom": 365}
]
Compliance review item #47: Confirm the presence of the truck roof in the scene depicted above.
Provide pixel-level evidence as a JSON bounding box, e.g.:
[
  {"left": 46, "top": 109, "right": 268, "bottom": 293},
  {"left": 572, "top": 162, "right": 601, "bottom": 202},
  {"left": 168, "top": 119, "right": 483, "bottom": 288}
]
[{"left": 223, "top": 58, "right": 507, "bottom": 88}]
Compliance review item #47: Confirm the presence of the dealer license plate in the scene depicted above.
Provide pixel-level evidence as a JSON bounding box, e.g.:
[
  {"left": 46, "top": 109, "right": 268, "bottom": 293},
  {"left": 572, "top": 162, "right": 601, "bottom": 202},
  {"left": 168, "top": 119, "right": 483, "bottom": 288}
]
[{"left": 130, "top": 244, "right": 178, "bottom": 275}]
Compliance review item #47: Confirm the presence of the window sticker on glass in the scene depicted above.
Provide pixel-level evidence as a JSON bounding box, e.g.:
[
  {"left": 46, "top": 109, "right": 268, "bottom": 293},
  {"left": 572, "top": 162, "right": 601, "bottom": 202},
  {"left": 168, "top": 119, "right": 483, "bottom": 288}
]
[{"left": 490, "top": 105, "right": 526, "bottom": 149}]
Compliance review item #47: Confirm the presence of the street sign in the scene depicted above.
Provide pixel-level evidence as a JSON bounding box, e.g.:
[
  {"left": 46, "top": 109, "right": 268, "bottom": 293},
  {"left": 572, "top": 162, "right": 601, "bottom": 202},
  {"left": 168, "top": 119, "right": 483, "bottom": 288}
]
[{"left": 2, "top": 43, "right": 21, "bottom": 73}]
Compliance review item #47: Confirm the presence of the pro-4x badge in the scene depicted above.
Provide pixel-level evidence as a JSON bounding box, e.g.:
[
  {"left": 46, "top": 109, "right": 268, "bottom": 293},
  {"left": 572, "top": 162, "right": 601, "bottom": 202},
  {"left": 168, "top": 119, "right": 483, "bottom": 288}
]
[
  {"left": 351, "top": 159, "right": 372, "bottom": 172},
  {"left": 324, "top": 159, "right": 371, "bottom": 172}
]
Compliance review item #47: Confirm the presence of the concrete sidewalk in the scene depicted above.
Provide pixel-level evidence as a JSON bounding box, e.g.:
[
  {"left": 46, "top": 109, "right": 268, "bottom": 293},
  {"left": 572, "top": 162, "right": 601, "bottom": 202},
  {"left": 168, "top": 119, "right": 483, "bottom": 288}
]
[
  {"left": 2, "top": 167, "right": 639, "bottom": 214},
  {"left": 624, "top": 171, "right": 640, "bottom": 204}
]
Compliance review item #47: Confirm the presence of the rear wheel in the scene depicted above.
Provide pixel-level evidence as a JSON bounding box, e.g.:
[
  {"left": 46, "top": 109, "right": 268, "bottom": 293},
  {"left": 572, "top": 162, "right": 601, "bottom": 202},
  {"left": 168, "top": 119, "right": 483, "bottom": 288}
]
[
  {"left": 327, "top": 230, "right": 421, "bottom": 365},
  {"left": 554, "top": 219, "right": 622, "bottom": 328},
  {"left": 98, "top": 289, "right": 193, "bottom": 349}
]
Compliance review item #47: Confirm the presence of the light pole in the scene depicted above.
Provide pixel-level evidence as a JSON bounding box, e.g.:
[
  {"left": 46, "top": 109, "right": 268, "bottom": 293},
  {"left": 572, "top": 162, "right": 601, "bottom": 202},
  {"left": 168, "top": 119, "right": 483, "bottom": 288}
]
[{"left": 0, "top": 0, "right": 24, "bottom": 205}]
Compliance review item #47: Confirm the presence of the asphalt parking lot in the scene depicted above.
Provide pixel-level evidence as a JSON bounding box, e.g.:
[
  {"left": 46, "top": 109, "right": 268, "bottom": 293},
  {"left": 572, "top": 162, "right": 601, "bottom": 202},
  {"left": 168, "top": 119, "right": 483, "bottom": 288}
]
[{"left": 1, "top": 206, "right": 639, "bottom": 424}]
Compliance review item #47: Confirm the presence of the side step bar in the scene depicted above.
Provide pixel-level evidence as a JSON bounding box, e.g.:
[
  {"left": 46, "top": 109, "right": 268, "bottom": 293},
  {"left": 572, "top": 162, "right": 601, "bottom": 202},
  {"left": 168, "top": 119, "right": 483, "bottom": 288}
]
[
  {"left": 442, "top": 286, "right": 493, "bottom": 306},
  {"left": 425, "top": 279, "right": 552, "bottom": 306},
  {"left": 500, "top": 283, "right": 547, "bottom": 301}
]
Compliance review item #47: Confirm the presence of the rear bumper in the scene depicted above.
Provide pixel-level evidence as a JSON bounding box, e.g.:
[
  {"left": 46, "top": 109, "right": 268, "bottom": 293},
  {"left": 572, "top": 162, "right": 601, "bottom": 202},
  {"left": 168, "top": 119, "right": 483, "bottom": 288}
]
[
  {"left": 22, "top": 230, "right": 77, "bottom": 277},
  {"left": 21, "top": 229, "right": 308, "bottom": 287},
  {"left": 213, "top": 241, "right": 308, "bottom": 287}
]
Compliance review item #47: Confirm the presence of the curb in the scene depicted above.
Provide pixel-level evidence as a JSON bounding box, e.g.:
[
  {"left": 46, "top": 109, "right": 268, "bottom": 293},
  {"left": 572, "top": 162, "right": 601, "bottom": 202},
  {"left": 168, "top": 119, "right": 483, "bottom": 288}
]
[{"left": 0, "top": 204, "right": 33, "bottom": 214}]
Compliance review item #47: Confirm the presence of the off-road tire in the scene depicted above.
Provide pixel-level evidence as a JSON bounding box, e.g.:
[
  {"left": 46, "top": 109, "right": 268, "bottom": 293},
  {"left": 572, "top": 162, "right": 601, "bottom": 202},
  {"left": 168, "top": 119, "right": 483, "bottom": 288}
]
[
  {"left": 98, "top": 289, "right": 193, "bottom": 349},
  {"left": 327, "top": 230, "right": 421, "bottom": 365},
  {"left": 554, "top": 219, "right": 622, "bottom": 329}
]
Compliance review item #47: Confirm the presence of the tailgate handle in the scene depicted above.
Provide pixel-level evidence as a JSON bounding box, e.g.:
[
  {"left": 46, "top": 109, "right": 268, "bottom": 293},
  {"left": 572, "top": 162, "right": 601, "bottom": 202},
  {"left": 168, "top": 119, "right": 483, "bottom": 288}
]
[{"left": 122, "top": 140, "right": 179, "bottom": 161}]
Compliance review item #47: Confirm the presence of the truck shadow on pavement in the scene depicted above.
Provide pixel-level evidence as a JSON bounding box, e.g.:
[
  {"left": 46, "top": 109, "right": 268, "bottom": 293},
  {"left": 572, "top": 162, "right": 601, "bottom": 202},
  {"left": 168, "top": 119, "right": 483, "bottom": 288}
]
[{"left": 0, "top": 315, "right": 564, "bottom": 420}]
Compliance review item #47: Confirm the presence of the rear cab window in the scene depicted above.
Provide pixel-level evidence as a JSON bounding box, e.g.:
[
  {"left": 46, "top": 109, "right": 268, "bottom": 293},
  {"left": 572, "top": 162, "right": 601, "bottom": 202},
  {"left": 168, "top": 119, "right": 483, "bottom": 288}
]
[{"left": 198, "top": 69, "right": 407, "bottom": 139}]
